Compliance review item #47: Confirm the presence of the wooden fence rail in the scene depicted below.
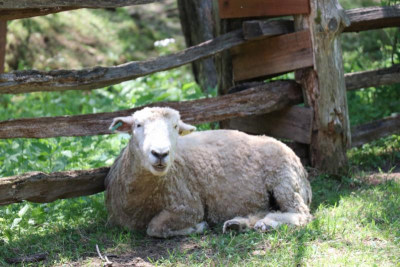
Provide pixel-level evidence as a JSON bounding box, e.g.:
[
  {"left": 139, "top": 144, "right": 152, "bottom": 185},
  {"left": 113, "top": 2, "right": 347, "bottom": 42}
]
[
  {"left": 0, "top": 81, "right": 303, "bottom": 139},
  {"left": 351, "top": 114, "right": 400, "bottom": 147},
  {"left": 1, "top": 112, "right": 399, "bottom": 206},
  {"left": 0, "top": 0, "right": 159, "bottom": 9},
  {"left": 344, "top": 5, "right": 400, "bottom": 32},
  {"left": 345, "top": 64, "right": 400, "bottom": 91},
  {"left": 0, "top": 168, "right": 109, "bottom": 205},
  {"left": 0, "top": 66, "right": 398, "bottom": 139}
]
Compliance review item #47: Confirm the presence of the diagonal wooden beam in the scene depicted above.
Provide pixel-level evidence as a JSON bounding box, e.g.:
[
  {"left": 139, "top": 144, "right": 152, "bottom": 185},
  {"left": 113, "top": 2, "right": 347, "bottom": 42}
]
[
  {"left": 344, "top": 4, "right": 400, "bottom": 32},
  {"left": 0, "top": 30, "right": 245, "bottom": 94},
  {"left": 0, "top": 81, "right": 303, "bottom": 139},
  {"left": 0, "top": 0, "right": 160, "bottom": 9}
]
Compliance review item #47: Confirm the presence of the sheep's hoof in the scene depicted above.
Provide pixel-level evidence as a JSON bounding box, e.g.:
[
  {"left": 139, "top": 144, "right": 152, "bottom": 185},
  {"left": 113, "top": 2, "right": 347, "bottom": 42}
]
[
  {"left": 223, "top": 220, "right": 242, "bottom": 233},
  {"left": 253, "top": 220, "right": 274, "bottom": 232}
]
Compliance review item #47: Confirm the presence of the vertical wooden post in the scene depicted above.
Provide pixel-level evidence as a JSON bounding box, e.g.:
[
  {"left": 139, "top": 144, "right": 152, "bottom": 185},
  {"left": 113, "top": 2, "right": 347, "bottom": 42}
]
[
  {"left": 0, "top": 20, "right": 6, "bottom": 73},
  {"left": 177, "top": 0, "right": 218, "bottom": 93},
  {"left": 295, "top": 0, "right": 351, "bottom": 173}
]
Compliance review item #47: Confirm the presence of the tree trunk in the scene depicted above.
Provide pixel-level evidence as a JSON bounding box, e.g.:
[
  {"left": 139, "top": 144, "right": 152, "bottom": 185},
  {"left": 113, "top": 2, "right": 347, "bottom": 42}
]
[
  {"left": 177, "top": 0, "right": 218, "bottom": 94},
  {"left": 295, "top": 0, "right": 351, "bottom": 174}
]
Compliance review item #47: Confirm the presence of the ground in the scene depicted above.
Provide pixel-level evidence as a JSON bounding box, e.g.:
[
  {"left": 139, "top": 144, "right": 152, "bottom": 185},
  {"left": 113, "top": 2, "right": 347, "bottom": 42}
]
[{"left": 61, "top": 171, "right": 400, "bottom": 267}]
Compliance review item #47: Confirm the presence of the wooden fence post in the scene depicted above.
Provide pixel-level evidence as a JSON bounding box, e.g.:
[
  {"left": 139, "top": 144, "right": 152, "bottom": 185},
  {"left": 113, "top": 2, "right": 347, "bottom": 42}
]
[
  {"left": 295, "top": 0, "right": 351, "bottom": 173},
  {"left": 0, "top": 20, "right": 6, "bottom": 73},
  {"left": 177, "top": 0, "right": 218, "bottom": 93}
]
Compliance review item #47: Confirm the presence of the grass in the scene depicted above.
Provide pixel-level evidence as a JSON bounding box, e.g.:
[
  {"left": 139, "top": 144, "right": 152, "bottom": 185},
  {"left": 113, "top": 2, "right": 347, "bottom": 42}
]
[
  {"left": 1, "top": 0, "right": 400, "bottom": 265},
  {"left": 1, "top": 167, "right": 399, "bottom": 266}
]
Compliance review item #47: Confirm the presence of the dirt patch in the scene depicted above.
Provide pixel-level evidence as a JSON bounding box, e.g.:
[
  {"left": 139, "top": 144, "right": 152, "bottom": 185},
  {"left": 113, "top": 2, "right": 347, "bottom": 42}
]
[
  {"left": 66, "top": 236, "right": 202, "bottom": 266},
  {"left": 360, "top": 172, "right": 400, "bottom": 186}
]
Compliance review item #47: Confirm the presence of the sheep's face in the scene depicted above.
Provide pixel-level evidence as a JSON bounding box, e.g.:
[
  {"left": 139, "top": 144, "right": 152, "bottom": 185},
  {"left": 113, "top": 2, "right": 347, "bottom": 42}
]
[{"left": 110, "top": 107, "right": 196, "bottom": 176}]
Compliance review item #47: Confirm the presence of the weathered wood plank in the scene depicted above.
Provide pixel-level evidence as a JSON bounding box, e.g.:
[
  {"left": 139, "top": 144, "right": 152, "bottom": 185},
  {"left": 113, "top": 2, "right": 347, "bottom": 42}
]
[
  {"left": 0, "top": 20, "right": 6, "bottom": 73},
  {"left": 0, "top": 81, "right": 303, "bottom": 139},
  {"left": 243, "top": 19, "right": 294, "bottom": 40},
  {"left": 177, "top": 0, "right": 217, "bottom": 94},
  {"left": 227, "top": 106, "right": 313, "bottom": 144},
  {"left": 294, "top": 0, "right": 351, "bottom": 174},
  {"left": 344, "top": 5, "right": 400, "bottom": 32},
  {"left": 285, "top": 142, "right": 310, "bottom": 166},
  {"left": 0, "top": 7, "right": 77, "bottom": 20},
  {"left": 218, "top": 0, "right": 310, "bottom": 19},
  {"left": 231, "top": 30, "right": 313, "bottom": 81},
  {"left": 345, "top": 64, "right": 400, "bottom": 90},
  {"left": 0, "top": 168, "right": 109, "bottom": 205},
  {"left": 0, "top": 30, "right": 244, "bottom": 94},
  {"left": 351, "top": 114, "right": 400, "bottom": 147},
  {"left": 0, "top": 0, "right": 160, "bottom": 9}
]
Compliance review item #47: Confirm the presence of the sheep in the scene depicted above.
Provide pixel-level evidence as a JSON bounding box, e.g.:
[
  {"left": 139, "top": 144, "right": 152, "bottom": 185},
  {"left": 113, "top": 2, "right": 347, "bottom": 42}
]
[{"left": 105, "top": 107, "right": 312, "bottom": 238}]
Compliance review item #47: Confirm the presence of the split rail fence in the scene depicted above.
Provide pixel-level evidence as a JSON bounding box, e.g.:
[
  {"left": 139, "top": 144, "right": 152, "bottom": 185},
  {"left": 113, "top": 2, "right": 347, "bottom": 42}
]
[{"left": 0, "top": 0, "right": 400, "bottom": 206}]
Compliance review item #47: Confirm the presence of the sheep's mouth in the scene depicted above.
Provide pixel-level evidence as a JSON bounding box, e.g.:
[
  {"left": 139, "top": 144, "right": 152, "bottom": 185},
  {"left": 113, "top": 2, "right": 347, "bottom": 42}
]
[{"left": 152, "top": 164, "right": 167, "bottom": 172}]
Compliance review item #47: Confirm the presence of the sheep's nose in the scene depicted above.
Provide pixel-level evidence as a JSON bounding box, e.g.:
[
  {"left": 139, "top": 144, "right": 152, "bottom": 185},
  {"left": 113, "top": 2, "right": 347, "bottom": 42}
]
[{"left": 151, "top": 150, "right": 169, "bottom": 160}]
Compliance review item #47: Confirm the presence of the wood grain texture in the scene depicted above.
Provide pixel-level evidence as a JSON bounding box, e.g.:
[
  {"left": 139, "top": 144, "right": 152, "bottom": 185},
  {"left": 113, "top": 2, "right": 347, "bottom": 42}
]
[
  {"left": 0, "top": 7, "right": 77, "bottom": 20},
  {"left": 345, "top": 64, "right": 400, "bottom": 90},
  {"left": 0, "top": 81, "right": 303, "bottom": 139},
  {"left": 0, "top": 20, "right": 6, "bottom": 73},
  {"left": 0, "top": 168, "right": 109, "bottom": 205},
  {"left": 177, "top": 0, "right": 217, "bottom": 93},
  {"left": 218, "top": 0, "right": 310, "bottom": 18},
  {"left": 351, "top": 114, "right": 400, "bottom": 147},
  {"left": 294, "top": 0, "right": 351, "bottom": 174},
  {"left": 0, "top": 30, "right": 245, "bottom": 94},
  {"left": 0, "top": 0, "right": 159, "bottom": 9},
  {"left": 227, "top": 106, "right": 313, "bottom": 144},
  {"left": 231, "top": 30, "right": 313, "bottom": 81},
  {"left": 344, "top": 4, "right": 400, "bottom": 32},
  {"left": 242, "top": 19, "right": 294, "bottom": 40}
]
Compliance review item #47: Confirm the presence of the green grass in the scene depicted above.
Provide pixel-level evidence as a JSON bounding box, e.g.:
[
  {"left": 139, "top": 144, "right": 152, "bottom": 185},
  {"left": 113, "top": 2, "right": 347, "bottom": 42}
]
[{"left": 1, "top": 170, "right": 399, "bottom": 266}]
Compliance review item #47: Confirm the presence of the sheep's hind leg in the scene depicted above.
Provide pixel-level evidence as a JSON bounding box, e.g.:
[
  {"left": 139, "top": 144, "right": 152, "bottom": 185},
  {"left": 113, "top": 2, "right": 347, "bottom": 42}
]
[
  {"left": 254, "top": 188, "right": 312, "bottom": 232},
  {"left": 223, "top": 213, "right": 266, "bottom": 233}
]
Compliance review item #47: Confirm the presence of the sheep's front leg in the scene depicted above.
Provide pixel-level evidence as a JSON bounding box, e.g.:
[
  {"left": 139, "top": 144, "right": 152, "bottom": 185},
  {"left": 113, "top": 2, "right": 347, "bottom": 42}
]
[{"left": 147, "top": 208, "right": 207, "bottom": 238}]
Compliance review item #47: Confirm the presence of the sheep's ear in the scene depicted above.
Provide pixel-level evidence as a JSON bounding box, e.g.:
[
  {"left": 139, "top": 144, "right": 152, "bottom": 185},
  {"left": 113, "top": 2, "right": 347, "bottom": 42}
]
[
  {"left": 109, "top": 116, "right": 135, "bottom": 133},
  {"left": 178, "top": 120, "right": 196, "bottom": 136}
]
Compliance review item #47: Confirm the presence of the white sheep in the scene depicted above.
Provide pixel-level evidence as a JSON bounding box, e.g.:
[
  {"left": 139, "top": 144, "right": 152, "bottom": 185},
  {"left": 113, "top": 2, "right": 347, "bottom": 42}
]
[{"left": 105, "top": 107, "right": 312, "bottom": 238}]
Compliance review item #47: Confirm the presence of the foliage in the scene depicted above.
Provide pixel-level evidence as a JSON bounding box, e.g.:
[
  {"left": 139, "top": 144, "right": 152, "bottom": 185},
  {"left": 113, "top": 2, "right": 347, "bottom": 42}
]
[
  {"left": 340, "top": 0, "right": 400, "bottom": 126},
  {"left": 5, "top": 3, "right": 183, "bottom": 71},
  {"left": 0, "top": 67, "right": 210, "bottom": 177}
]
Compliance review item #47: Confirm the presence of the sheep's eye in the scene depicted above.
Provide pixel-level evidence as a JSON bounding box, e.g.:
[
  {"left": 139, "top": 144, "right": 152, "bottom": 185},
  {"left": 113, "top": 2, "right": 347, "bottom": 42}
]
[
  {"left": 174, "top": 125, "right": 178, "bottom": 130},
  {"left": 137, "top": 124, "right": 142, "bottom": 128}
]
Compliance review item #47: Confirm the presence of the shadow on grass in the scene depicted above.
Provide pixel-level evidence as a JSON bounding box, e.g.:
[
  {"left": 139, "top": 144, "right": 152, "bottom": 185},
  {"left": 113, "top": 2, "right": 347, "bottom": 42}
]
[{"left": 1, "top": 175, "right": 399, "bottom": 266}]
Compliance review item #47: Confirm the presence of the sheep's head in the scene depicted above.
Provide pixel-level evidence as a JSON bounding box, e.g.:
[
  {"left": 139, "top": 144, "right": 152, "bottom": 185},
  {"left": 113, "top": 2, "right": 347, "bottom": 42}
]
[{"left": 109, "top": 107, "right": 196, "bottom": 176}]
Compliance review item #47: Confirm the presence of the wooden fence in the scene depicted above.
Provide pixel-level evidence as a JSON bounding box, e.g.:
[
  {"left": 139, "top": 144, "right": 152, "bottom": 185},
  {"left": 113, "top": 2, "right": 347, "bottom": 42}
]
[{"left": 0, "top": 0, "right": 400, "bottom": 206}]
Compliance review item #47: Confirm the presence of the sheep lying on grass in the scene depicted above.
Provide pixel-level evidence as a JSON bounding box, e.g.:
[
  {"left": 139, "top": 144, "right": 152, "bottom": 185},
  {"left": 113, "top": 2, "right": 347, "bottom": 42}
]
[{"left": 105, "top": 107, "right": 312, "bottom": 238}]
